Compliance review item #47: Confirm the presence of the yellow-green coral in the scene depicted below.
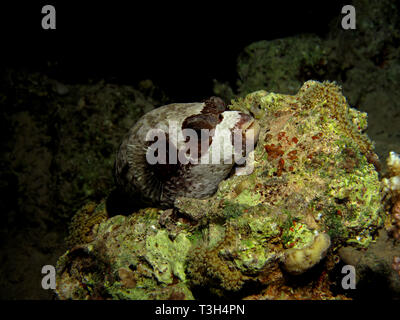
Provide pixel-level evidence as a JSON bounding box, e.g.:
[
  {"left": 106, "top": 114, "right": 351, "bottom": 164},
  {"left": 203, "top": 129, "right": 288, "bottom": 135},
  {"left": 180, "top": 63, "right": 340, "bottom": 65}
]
[{"left": 187, "top": 225, "right": 246, "bottom": 292}]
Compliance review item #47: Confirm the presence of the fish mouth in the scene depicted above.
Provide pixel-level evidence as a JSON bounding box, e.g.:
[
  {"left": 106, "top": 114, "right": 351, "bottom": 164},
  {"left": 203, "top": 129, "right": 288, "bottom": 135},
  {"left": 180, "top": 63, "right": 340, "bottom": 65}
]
[{"left": 237, "top": 113, "right": 260, "bottom": 146}]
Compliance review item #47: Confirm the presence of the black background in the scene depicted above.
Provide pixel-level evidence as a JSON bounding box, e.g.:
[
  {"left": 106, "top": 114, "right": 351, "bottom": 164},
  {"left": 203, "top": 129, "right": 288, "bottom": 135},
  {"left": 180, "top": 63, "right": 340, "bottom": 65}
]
[{"left": 1, "top": 1, "right": 346, "bottom": 100}]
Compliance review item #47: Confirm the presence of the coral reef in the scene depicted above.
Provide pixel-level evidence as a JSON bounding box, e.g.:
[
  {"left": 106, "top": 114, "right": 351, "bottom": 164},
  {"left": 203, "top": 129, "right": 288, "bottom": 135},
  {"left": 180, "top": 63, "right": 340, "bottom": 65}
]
[
  {"left": 1, "top": 71, "right": 165, "bottom": 227},
  {"left": 56, "top": 81, "right": 385, "bottom": 299},
  {"left": 338, "top": 229, "right": 400, "bottom": 298},
  {"left": 390, "top": 202, "right": 400, "bottom": 240},
  {"left": 214, "top": 35, "right": 328, "bottom": 99}
]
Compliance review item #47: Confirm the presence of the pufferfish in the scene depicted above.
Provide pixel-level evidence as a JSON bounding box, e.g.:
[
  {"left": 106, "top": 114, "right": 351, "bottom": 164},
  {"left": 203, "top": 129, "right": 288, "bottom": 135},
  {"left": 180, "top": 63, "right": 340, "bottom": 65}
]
[{"left": 114, "top": 97, "right": 260, "bottom": 207}]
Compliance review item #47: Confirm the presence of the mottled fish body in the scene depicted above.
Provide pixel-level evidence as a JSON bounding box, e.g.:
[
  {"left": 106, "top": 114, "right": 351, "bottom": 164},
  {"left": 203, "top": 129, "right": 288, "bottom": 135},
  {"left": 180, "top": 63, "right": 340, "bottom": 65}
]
[{"left": 114, "top": 97, "right": 259, "bottom": 207}]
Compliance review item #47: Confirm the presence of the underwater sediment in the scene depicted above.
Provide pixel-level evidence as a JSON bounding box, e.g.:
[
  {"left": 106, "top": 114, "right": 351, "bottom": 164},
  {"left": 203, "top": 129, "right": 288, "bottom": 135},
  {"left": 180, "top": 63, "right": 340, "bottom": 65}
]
[{"left": 56, "top": 80, "right": 387, "bottom": 300}]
